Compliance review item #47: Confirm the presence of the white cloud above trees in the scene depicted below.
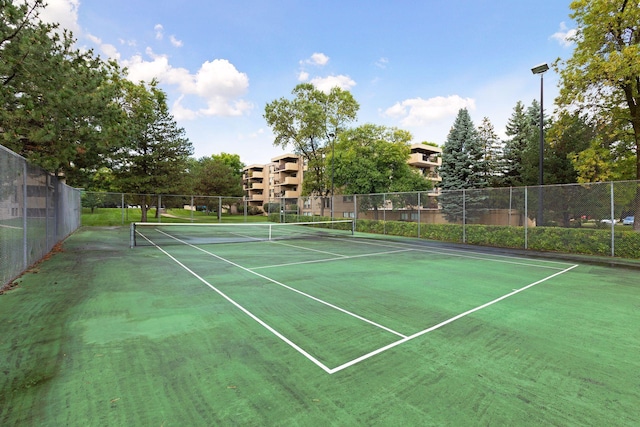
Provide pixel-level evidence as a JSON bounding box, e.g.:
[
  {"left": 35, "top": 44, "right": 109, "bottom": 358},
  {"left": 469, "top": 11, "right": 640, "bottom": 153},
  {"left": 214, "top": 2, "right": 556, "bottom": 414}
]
[
  {"left": 551, "top": 22, "right": 577, "bottom": 47},
  {"left": 383, "top": 95, "right": 476, "bottom": 126}
]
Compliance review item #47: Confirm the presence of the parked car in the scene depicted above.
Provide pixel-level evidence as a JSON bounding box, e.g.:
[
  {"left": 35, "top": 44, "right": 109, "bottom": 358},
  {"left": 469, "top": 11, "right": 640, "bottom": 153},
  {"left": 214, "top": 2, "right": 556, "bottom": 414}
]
[
  {"left": 622, "top": 216, "right": 635, "bottom": 225},
  {"left": 600, "top": 218, "right": 618, "bottom": 224}
]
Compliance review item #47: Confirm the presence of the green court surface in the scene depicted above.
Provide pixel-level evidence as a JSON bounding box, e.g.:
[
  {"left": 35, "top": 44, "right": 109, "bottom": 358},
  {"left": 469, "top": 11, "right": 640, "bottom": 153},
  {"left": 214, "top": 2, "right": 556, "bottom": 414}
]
[{"left": 1, "top": 226, "right": 639, "bottom": 426}]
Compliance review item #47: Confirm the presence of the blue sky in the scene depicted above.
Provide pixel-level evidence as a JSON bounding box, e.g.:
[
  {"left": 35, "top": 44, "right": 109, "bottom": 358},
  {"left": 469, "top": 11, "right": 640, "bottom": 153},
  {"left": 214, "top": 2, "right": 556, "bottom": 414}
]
[{"left": 43, "top": 0, "right": 576, "bottom": 166}]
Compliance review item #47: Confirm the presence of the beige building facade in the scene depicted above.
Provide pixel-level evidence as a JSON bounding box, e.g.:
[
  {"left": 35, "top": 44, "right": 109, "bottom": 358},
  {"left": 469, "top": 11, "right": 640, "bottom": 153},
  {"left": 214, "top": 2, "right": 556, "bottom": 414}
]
[{"left": 242, "top": 143, "right": 442, "bottom": 213}]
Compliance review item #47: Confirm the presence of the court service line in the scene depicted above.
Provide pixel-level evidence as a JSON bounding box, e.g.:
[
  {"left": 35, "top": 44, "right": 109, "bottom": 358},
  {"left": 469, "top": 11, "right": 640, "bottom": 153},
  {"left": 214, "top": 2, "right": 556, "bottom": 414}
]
[
  {"left": 270, "top": 240, "right": 349, "bottom": 258},
  {"left": 327, "top": 263, "right": 580, "bottom": 374},
  {"left": 135, "top": 232, "right": 334, "bottom": 374},
  {"left": 332, "top": 237, "right": 571, "bottom": 270},
  {"left": 152, "top": 229, "right": 407, "bottom": 339},
  {"left": 250, "top": 248, "right": 414, "bottom": 270}
]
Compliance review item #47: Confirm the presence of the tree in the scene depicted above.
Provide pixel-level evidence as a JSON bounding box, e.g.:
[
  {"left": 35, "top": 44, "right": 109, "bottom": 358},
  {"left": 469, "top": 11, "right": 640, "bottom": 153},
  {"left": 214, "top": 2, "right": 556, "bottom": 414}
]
[
  {"left": 264, "top": 83, "right": 359, "bottom": 213},
  {"left": 500, "top": 102, "right": 530, "bottom": 186},
  {"left": 546, "top": 111, "right": 596, "bottom": 184},
  {"left": 211, "top": 153, "right": 245, "bottom": 178},
  {"left": 439, "top": 109, "right": 487, "bottom": 221},
  {"left": 110, "top": 80, "right": 193, "bottom": 221},
  {"left": 331, "top": 124, "right": 431, "bottom": 218},
  {"left": 555, "top": 0, "right": 640, "bottom": 228},
  {"left": 477, "top": 117, "right": 504, "bottom": 187},
  {"left": 1, "top": 0, "right": 119, "bottom": 180},
  {"left": 191, "top": 156, "right": 243, "bottom": 218}
]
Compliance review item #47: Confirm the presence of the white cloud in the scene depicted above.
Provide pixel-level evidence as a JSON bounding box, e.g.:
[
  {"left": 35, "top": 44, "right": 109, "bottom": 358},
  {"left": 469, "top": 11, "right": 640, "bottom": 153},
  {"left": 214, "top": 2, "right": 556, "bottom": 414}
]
[
  {"left": 551, "top": 22, "right": 577, "bottom": 47},
  {"left": 154, "top": 24, "right": 164, "bottom": 40},
  {"left": 310, "top": 75, "right": 356, "bottom": 93},
  {"left": 39, "top": 0, "right": 81, "bottom": 35},
  {"left": 86, "top": 34, "right": 120, "bottom": 60},
  {"left": 169, "top": 35, "right": 183, "bottom": 48},
  {"left": 383, "top": 95, "right": 476, "bottom": 127},
  {"left": 307, "top": 52, "right": 329, "bottom": 66},
  {"left": 298, "top": 71, "right": 309, "bottom": 81},
  {"left": 120, "top": 50, "right": 252, "bottom": 119},
  {"left": 375, "top": 57, "right": 389, "bottom": 69}
]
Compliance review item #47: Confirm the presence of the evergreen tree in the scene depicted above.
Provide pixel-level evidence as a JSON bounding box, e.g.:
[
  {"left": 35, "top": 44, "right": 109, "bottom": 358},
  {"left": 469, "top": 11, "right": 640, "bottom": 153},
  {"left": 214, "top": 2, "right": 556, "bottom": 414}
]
[
  {"left": 477, "top": 117, "right": 504, "bottom": 187},
  {"left": 110, "top": 81, "right": 193, "bottom": 221},
  {"left": 501, "top": 101, "right": 530, "bottom": 186},
  {"left": 439, "top": 109, "right": 487, "bottom": 221}
]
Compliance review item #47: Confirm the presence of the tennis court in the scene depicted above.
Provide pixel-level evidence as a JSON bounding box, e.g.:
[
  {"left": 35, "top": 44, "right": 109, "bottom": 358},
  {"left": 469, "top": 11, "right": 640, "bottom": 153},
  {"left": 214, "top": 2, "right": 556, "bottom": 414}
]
[{"left": 1, "top": 223, "right": 639, "bottom": 425}]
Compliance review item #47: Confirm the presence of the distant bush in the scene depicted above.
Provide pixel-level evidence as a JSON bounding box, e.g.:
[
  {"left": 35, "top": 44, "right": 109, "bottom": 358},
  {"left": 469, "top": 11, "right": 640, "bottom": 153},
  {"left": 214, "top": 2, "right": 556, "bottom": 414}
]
[{"left": 353, "top": 220, "right": 640, "bottom": 259}]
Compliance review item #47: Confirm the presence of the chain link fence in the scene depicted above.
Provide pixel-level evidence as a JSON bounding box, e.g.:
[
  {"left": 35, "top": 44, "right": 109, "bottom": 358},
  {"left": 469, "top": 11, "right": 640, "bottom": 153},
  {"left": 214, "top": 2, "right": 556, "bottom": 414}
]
[
  {"left": 1, "top": 145, "right": 81, "bottom": 287},
  {"left": 268, "top": 181, "right": 640, "bottom": 258},
  {"left": 81, "top": 192, "right": 249, "bottom": 224},
  {"left": 82, "top": 182, "right": 640, "bottom": 259}
]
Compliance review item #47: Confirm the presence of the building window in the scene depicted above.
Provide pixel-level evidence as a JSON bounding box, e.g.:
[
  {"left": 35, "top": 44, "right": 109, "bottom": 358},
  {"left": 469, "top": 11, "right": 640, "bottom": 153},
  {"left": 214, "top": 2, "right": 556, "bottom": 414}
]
[{"left": 343, "top": 212, "right": 355, "bottom": 218}]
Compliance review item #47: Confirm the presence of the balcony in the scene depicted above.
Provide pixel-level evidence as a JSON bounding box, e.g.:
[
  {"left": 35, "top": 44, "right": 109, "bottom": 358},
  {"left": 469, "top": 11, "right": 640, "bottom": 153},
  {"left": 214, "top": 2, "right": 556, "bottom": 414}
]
[
  {"left": 409, "top": 153, "right": 440, "bottom": 168},
  {"left": 281, "top": 176, "right": 300, "bottom": 186},
  {"left": 278, "top": 162, "right": 299, "bottom": 172}
]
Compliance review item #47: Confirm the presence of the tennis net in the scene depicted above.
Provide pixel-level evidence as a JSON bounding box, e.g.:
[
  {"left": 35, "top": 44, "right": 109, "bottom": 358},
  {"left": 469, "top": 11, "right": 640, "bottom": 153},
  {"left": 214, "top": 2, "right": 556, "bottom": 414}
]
[{"left": 130, "top": 220, "right": 355, "bottom": 247}]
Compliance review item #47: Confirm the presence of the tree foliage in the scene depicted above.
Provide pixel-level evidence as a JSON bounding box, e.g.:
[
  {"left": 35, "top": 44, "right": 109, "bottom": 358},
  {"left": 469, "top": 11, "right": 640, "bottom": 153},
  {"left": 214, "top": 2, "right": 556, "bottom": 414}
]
[
  {"left": 439, "top": 109, "right": 488, "bottom": 221},
  {"left": 264, "top": 83, "right": 359, "bottom": 198},
  {"left": 555, "top": 0, "right": 640, "bottom": 227},
  {"left": 110, "top": 80, "right": 193, "bottom": 221},
  {"left": 477, "top": 117, "right": 503, "bottom": 187},
  {"left": 1, "top": 0, "right": 119, "bottom": 179},
  {"left": 331, "top": 124, "right": 431, "bottom": 216}
]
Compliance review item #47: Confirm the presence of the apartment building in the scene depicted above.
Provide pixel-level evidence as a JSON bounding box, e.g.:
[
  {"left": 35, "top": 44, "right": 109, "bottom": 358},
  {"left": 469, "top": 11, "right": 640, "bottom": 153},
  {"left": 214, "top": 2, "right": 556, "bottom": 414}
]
[
  {"left": 242, "top": 143, "right": 441, "bottom": 212},
  {"left": 407, "top": 143, "right": 442, "bottom": 184},
  {"left": 242, "top": 153, "right": 306, "bottom": 210}
]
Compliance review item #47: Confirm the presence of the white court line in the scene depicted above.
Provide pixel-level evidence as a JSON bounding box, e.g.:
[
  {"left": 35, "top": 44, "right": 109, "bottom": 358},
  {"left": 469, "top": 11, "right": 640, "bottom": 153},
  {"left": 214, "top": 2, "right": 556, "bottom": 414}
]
[
  {"left": 138, "top": 229, "right": 579, "bottom": 374},
  {"left": 136, "top": 232, "right": 333, "bottom": 373},
  {"left": 271, "top": 240, "right": 348, "bottom": 258},
  {"left": 250, "top": 248, "right": 414, "bottom": 270},
  {"left": 0, "top": 224, "right": 22, "bottom": 230},
  {"left": 327, "top": 263, "right": 579, "bottom": 374},
  {"left": 333, "top": 237, "right": 572, "bottom": 270},
  {"left": 153, "top": 229, "right": 407, "bottom": 339}
]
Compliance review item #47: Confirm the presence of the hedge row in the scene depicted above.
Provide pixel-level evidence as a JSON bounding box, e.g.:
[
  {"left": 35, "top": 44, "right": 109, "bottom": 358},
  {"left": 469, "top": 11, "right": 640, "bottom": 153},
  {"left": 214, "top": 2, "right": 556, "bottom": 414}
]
[
  {"left": 269, "top": 214, "right": 640, "bottom": 259},
  {"left": 356, "top": 220, "right": 640, "bottom": 259}
]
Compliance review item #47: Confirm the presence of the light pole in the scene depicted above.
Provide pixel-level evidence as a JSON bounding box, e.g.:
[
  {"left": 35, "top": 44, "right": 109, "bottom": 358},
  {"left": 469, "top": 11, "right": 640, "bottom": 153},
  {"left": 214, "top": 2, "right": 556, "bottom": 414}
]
[
  {"left": 329, "top": 133, "right": 335, "bottom": 219},
  {"left": 531, "top": 63, "right": 549, "bottom": 226}
]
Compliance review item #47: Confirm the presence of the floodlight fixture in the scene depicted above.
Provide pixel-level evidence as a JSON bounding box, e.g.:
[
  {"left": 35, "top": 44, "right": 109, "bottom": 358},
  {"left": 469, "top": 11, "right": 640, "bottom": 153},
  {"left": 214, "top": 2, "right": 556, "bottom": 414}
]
[
  {"left": 531, "top": 63, "right": 549, "bottom": 75},
  {"left": 532, "top": 62, "right": 549, "bottom": 226}
]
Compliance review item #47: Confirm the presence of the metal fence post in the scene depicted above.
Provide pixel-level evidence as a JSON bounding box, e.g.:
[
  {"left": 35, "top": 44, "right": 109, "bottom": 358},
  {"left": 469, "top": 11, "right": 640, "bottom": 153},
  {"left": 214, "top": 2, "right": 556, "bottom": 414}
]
[
  {"left": 383, "top": 193, "right": 387, "bottom": 235},
  {"left": 611, "top": 181, "right": 615, "bottom": 257},
  {"left": 22, "top": 161, "right": 28, "bottom": 271},
  {"left": 524, "top": 187, "right": 528, "bottom": 250},
  {"left": 417, "top": 192, "right": 421, "bottom": 238},
  {"left": 462, "top": 189, "right": 466, "bottom": 243}
]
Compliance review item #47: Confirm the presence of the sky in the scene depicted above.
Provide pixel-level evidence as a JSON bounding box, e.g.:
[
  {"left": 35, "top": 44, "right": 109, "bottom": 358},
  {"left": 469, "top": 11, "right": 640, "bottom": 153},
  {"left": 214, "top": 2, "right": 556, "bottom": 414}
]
[{"left": 40, "top": 0, "right": 577, "bottom": 166}]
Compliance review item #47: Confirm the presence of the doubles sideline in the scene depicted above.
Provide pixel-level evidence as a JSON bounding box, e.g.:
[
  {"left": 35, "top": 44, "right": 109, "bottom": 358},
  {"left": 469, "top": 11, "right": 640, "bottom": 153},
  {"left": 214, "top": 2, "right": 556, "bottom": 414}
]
[{"left": 136, "top": 229, "right": 579, "bottom": 374}]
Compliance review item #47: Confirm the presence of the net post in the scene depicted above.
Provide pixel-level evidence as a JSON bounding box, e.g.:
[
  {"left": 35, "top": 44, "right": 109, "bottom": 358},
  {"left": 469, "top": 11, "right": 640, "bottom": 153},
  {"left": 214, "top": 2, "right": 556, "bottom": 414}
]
[{"left": 130, "top": 222, "right": 135, "bottom": 248}]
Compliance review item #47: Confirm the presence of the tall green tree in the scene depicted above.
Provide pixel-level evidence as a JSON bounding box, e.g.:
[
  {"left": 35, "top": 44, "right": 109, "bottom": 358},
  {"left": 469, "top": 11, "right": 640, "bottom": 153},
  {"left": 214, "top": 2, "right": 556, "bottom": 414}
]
[
  {"left": 501, "top": 101, "right": 530, "bottom": 186},
  {"left": 439, "top": 108, "right": 487, "bottom": 221},
  {"left": 110, "top": 80, "right": 193, "bottom": 221},
  {"left": 555, "top": 0, "right": 640, "bottom": 228},
  {"left": 264, "top": 83, "right": 359, "bottom": 210},
  {"left": 1, "top": 0, "right": 118, "bottom": 180},
  {"left": 477, "top": 117, "right": 503, "bottom": 187},
  {"left": 211, "top": 153, "right": 245, "bottom": 178},
  {"left": 331, "top": 124, "right": 431, "bottom": 218},
  {"left": 546, "top": 111, "right": 596, "bottom": 184}
]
